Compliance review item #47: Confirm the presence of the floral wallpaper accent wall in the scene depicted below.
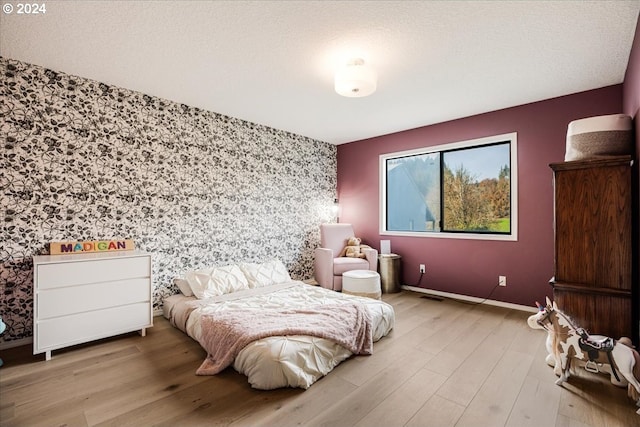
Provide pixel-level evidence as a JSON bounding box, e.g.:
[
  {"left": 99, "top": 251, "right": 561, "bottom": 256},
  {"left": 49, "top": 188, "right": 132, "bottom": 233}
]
[{"left": 0, "top": 57, "right": 337, "bottom": 344}]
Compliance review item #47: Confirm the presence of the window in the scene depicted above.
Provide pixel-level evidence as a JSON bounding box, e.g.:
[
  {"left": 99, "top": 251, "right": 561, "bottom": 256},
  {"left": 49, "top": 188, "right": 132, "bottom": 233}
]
[{"left": 380, "top": 133, "right": 517, "bottom": 241}]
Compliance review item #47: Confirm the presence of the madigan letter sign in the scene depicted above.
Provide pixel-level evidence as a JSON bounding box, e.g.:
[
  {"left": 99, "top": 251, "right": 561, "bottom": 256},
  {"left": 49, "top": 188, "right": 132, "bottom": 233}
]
[{"left": 49, "top": 240, "right": 135, "bottom": 255}]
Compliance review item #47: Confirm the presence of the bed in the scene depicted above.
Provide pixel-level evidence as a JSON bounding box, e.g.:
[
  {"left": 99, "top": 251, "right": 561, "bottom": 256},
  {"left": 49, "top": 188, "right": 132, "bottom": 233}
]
[{"left": 163, "top": 260, "right": 395, "bottom": 390}]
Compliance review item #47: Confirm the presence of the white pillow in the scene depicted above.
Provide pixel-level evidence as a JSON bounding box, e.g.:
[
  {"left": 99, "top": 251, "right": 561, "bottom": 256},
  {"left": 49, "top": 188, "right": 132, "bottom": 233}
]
[
  {"left": 240, "top": 259, "right": 291, "bottom": 288},
  {"left": 185, "top": 264, "right": 250, "bottom": 299},
  {"left": 174, "top": 278, "right": 193, "bottom": 297}
]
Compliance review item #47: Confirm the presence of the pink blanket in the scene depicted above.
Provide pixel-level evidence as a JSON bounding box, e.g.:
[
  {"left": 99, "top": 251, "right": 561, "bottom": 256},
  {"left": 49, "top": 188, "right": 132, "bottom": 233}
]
[{"left": 196, "top": 302, "right": 373, "bottom": 375}]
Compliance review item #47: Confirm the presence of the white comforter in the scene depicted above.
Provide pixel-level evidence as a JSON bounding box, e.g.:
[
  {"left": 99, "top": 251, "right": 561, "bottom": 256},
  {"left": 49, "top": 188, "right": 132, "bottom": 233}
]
[{"left": 163, "top": 281, "right": 395, "bottom": 390}]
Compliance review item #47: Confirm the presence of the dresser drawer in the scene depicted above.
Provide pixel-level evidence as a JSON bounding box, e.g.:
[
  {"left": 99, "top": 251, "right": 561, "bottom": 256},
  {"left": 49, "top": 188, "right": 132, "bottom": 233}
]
[
  {"left": 37, "top": 278, "right": 151, "bottom": 319},
  {"left": 36, "top": 256, "right": 150, "bottom": 289},
  {"left": 35, "top": 303, "right": 152, "bottom": 351}
]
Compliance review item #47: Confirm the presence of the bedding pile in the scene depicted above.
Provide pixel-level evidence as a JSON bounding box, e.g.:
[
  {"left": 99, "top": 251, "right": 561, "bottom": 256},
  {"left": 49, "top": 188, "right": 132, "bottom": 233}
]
[
  {"left": 195, "top": 301, "right": 372, "bottom": 375},
  {"left": 163, "top": 259, "right": 395, "bottom": 389}
]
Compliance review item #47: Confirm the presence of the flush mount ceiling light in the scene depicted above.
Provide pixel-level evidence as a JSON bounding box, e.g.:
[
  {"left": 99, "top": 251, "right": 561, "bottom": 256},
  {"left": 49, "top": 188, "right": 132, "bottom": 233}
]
[{"left": 334, "top": 58, "right": 377, "bottom": 98}]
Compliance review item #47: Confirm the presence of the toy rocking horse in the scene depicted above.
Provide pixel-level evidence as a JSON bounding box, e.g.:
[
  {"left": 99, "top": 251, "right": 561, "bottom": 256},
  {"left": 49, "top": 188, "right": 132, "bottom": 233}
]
[{"left": 530, "top": 297, "right": 640, "bottom": 415}]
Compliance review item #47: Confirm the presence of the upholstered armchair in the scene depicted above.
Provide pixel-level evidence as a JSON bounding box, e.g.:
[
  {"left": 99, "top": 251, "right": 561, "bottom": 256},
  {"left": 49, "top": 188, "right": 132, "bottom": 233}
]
[{"left": 314, "top": 223, "right": 378, "bottom": 291}]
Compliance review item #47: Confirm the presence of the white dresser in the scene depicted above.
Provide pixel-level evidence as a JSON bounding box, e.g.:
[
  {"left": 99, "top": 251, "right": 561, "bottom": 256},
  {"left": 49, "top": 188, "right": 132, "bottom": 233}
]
[{"left": 33, "top": 251, "right": 153, "bottom": 360}]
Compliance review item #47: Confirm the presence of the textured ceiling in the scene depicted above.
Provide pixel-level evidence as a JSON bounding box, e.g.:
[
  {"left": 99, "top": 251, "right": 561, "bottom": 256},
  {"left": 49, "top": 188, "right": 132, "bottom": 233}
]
[{"left": 1, "top": 1, "right": 639, "bottom": 144}]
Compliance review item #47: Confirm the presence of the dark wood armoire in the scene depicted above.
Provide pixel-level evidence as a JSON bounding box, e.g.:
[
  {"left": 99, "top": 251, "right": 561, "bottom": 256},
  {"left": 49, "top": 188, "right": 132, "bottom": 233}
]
[{"left": 549, "top": 155, "right": 634, "bottom": 341}]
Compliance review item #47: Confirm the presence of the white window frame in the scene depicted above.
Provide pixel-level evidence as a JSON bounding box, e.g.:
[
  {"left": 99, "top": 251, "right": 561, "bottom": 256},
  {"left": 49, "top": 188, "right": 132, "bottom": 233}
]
[{"left": 379, "top": 132, "right": 518, "bottom": 241}]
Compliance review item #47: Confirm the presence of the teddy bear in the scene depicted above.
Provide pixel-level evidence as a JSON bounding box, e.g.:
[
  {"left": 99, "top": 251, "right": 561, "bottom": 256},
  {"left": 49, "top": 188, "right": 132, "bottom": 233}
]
[{"left": 339, "top": 236, "right": 372, "bottom": 259}]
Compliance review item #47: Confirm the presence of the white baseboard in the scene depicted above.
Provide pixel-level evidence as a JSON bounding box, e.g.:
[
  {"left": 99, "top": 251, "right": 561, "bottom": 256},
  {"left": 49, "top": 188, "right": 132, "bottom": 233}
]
[
  {"left": 0, "top": 337, "right": 32, "bottom": 350},
  {"left": 402, "top": 285, "right": 537, "bottom": 313}
]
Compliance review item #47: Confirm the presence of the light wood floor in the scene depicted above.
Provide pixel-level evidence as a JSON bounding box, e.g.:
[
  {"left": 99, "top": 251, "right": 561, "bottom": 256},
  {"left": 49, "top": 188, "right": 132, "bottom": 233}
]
[{"left": 1, "top": 291, "right": 639, "bottom": 427}]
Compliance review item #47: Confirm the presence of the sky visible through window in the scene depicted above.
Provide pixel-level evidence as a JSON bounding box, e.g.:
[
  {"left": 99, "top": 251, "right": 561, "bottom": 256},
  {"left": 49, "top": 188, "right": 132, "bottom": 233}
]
[{"left": 443, "top": 143, "right": 510, "bottom": 180}]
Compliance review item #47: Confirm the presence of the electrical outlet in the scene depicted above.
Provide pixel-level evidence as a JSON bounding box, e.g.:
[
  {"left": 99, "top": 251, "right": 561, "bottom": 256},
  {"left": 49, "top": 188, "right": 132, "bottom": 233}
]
[
  {"left": 499, "top": 275, "right": 507, "bottom": 287},
  {"left": 419, "top": 264, "right": 426, "bottom": 274}
]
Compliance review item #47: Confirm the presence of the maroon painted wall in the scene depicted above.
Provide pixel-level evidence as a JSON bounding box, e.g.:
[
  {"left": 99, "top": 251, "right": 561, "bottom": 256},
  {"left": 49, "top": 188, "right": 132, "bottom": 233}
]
[
  {"left": 337, "top": 85, "right": 623, "bottom": 307},
  {"left": 623, "top": 14, "right": 640, "bottom": 121},
  {"left": 622, "top": 13, "right": 639, "bottom": 340}
]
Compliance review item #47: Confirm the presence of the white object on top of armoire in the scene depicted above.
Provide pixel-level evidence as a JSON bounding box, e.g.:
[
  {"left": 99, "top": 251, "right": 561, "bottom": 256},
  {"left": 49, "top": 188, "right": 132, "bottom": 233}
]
[{"left": 33, "top": 250, "right": 153, "bottom": 360}]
